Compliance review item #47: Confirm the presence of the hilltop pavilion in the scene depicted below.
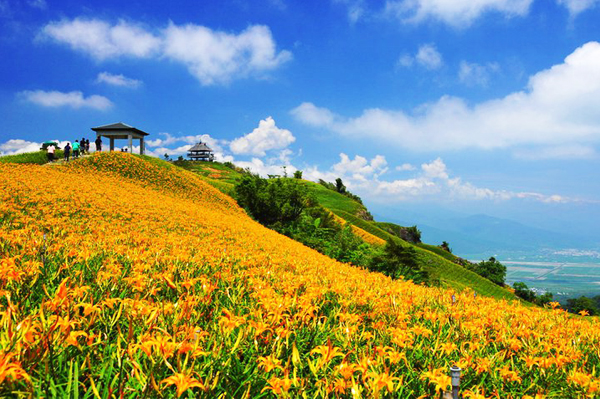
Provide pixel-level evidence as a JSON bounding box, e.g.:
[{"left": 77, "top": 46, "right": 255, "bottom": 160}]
[
  {"left": 188, "top": 142, "right": 214, "bottom": 161},
  {"left": 91, "top": 122, "right": 149, "bottom": 154}
]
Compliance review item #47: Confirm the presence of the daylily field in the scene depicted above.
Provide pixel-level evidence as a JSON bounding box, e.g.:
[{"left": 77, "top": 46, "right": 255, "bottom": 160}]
[{"left": 1, "top": 152, "right": 600, "bottom": 398}]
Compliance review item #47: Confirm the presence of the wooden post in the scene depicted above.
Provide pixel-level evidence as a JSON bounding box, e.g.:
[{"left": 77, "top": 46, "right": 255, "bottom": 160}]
[
  {"left": 110, "top": 137, "right": 115, "bottom": 151},
  {"left": 140, "top": 137, "right": 145, "bottom": 155}
]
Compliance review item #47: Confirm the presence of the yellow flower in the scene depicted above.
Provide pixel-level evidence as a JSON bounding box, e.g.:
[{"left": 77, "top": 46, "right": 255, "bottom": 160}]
[{"left": 161, "top": 372, "right": 205, "bottom": 397}]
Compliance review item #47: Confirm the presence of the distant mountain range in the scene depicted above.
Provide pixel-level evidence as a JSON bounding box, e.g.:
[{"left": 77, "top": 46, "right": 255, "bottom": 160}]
[{"left": 374, "top": 210, "right": 599, "bottom": 260}]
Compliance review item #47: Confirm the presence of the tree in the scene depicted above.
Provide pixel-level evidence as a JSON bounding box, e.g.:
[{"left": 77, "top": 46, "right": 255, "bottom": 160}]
[
  {"left": 469, "top": 257, "right": 506, "bottom": 286},
  {"left": 400, "top": 226, "right": 422, "bottom": 244},
  {"left": 177, "top": 155, "right": 184, "bottom": 161},
  {"left": 440, "top": 241, "right": 452, "bottom": 253},
  {"left": 294, "top": 170, "right": 303, "bottom": 179},
  {"left": 513, "top": 282, "right": 536, "bottom": 302},
  {"left": 335, "top": 178, "right": 346, "bottom": 193},
  {"left": 234, "top": 175, "right": 309, "bottom": 226},
  {"left": 164, "top": 153, "right": 171, "bottom": 161},
  {"left": 566, "top": 296, "right": 599, "bottom": 316},
  {"left": 368, "top": 238, "right": 428, "bottom": 284}
]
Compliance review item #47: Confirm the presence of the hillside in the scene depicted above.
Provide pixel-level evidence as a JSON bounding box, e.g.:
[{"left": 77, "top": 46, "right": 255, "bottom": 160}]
[
  {"left": 2, "top": 152, "right": 600, "bottom": 398},
  {"left": 173, "top": 160, "right": 516, "bottom": 301}
]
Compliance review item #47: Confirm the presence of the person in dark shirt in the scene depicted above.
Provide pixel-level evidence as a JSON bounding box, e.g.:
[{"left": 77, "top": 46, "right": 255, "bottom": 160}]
[
  {"left": 95, "top": 136, "right": 102, "bottom": 152},
  {"left": 64, "top": 142, "right": 71, "bottom": 162}
]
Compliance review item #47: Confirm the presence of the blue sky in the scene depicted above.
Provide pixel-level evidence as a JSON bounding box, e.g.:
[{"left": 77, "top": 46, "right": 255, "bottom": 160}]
[{"left": 2, "top": 0, "right": 600, "bottom": 242}]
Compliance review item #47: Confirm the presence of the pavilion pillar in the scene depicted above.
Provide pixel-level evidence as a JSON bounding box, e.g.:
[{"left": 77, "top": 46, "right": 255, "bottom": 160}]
[
  {"left": 140, "top": 137, "right": 145, "bottom": 155},
  {"left": 110, "top": 137, "right": 115, "bottom": 151},
  {"left": 128, "top": 134, "right": 133, "bottom": 153}
]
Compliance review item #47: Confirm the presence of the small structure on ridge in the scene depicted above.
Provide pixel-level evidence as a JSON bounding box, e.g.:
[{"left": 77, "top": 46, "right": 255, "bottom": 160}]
[
  {"left": 92, "top": 122, "right": 149, "bottom": 154},
  {"left": 187, "top": 142, "right": 214, "bottom": 162}
]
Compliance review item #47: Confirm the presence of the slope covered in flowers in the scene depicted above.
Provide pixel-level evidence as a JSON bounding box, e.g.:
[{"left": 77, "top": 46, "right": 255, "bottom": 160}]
[{"left": 1, "top": 152, "right": 599, "bottom": 398}]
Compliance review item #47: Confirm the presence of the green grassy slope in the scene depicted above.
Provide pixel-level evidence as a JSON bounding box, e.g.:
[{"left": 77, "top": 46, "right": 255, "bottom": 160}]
[
  {"left": 169, "top": 160, "right": 517, "bottom": 301},
  {"left": 0, "top": 150, "right": 64, "bottom": 164}
]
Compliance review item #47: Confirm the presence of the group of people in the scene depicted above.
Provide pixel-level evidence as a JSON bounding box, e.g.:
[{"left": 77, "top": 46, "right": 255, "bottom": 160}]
[{"left": 46, "top": 136, "right": 104, "bottom": 162}]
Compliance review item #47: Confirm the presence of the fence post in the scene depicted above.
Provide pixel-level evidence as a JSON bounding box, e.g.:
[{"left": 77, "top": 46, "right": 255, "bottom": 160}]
[{"left": 450, "top": 365, "right": 461, "bottom": 399}]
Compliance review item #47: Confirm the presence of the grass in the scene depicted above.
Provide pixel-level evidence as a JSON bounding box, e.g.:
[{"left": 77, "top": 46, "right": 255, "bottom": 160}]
[
  {"left": 0, "top": 150, "right": 64, "bottom": 164},
  {"left": 298, "top": 180, "right": 365, "bottom": 216}
]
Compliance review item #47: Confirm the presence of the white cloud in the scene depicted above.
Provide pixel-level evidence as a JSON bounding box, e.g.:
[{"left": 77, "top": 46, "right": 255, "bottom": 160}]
[
  {"left": 162, "top": 23, "right": 291, "bottom": 85},
  {"left": 396, "top": 54, "right": 414, "bottom": 68},
  {"left": 396, "top": 163, "right": 416, "bottom": 171},
  {"left": 290, "top": 102, "right": 336, "bottom": 126},
  {"left": 458, "top": 61, "right": 500, "bottom": 87},
  {"left": 513, "top": 144, "right": 597, "bottom": 160},
  {"left": 416, "top": 44, "right": 443, "bottom": 69},
  {"left": 229, "top": 117, "right": 295, "bottom": 156},
  {"left": 292, "top": 42, "right": 600, "bottom": 158},
  {"left": 40, "top": 18, "right": 291, "bottom": 86},
  {"left": 309, "top": 154, "right": 574, "bottom": 203},
  {"left": 421, "top": 157, "right": 448, "bottom": 179},
  {"left": 0, "top": 139, "right": 42, "bottom": 155},
  {"left": 19, "top": 90, "right": 112, "bottom": 110},
  {"left": 556, "top": 0, "right": 599, "bottom": 16},
  {"left": 41, "top": 18, "right": 161, "bottom": 60},
  {"left": 96, "top": 72, "right": 142, "bottom": 88},
  {"left": 233, "top": 158, "right": 296, "bottom": 177},
  {"left": 333, "top": 0, "right": 366, "bottom": 23},
  {"left": 385, "top": 0, "right": 533, "bottom": 27},
  {"left": 0, "top": 139, "right": 74, "bottom": 155},
  {"left": 396, "top": 44, "right": 442, "bottom": 70}
]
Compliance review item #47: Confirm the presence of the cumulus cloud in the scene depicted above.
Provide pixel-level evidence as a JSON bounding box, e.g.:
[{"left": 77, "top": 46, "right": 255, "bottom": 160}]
[
  {"left": 40, "top": 18, "right": 291, "bottom": 86},
  {"left": 312, "top": 154, "right": 574, "bottom": 203},
  {"left": 385, "top": 0, "right": 533, "bottom": 27},
  {"left": 292, "top": 42, "right": 600, "bottom": 158},
  {"left": 556, "top": 0, "right": 599, "bottom": 16},
  {"left": 229, "top": 117, "right": 295, "bottom": 156},
  {"left": 40, "top": 18, "right": 161, "bottom": 60},
  {"left": 397, "top": 44, "right": 443, "bottom": 70},
  {"left": 96, "top": 72, "right": 142, "bottom": 88},
  {"left": 0, "top": 139, "right": 42, "bottom": 155},
  {"left": 162, "top": 23, "right": 291, "bottom": 85},
  {"left": 458, "top": 61, "right": 500, "bottom": 87},
  {"left": 19, "top": 90, "right": 112, "bottom": 110}
]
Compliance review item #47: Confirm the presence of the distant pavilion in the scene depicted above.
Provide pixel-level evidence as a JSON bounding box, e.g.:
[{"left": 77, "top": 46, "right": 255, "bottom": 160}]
[
  {"left": 91, "top": 122, "right": 149, "bottom": 155},
  {"left": 188, "top": 142, "right": 214, "bottom": 161}
]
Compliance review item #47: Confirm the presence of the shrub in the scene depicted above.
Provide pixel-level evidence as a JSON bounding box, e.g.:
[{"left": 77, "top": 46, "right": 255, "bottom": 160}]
[
  {"left": 368, "top": 238, "right": 429, "bottom": 284},
  {"left": 234, "top": 175, "right": 309, "bottom": 226},
  {"left": 468, "top": 257, "right": 506, "bottom": 286}
]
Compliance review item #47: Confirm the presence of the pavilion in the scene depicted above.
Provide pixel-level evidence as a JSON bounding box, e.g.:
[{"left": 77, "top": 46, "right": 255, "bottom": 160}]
[
  {"left": 188, "top": 142, "right": 214, "bottom": 161},
  {"left": 91, "top": 122, "right": 149, "bottom": 154}
]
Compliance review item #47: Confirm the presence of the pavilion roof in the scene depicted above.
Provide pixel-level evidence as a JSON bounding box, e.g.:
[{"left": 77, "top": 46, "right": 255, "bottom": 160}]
[
  {"left": 188, "top": 142, "right": 213, "bottom": 152},
  {"left": 92, "top": 122, "right": 149, "bottom": 136}
]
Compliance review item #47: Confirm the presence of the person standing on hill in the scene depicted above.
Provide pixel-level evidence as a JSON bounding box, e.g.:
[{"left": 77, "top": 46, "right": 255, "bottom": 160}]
[
  {"left": 85, "top": 139, "right": 90, "bottom": 154},
  {"left": 80, "top": 137, "right": 86, "bottom": 154},
  {"left": 46, "top": 144, "right": 55, "bottom": 162},
  {"left": 95, "top": 136, "right": 102, "bottom": 152},
  {"left": 72, "top": 140, "right": 80, "bottom": 158},
  {"left": 64, "top": 142, "right": 71, "bottom": 162}
]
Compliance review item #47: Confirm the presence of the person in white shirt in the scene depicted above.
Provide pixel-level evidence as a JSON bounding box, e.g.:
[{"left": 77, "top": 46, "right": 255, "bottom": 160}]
[{"left": 47, "top": 144, "right": 56, "bottom": 162}]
